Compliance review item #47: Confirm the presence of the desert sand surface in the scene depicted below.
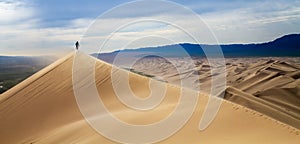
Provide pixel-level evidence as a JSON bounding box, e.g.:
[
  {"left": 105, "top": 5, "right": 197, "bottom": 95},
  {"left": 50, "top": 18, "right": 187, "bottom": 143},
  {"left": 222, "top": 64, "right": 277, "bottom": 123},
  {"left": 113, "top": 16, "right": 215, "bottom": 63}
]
[
  {"left": 0, "top": 52, "right": 299, "bottom": 144},
  {"left": 131, "top": 56, "right": 300, "bottom": 129}
]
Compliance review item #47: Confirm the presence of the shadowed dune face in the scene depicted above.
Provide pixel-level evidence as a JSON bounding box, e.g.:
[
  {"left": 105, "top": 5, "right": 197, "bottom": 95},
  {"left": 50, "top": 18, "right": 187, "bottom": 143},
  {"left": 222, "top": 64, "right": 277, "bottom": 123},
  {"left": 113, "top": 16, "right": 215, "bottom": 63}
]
[{"left": 0, "top": 53, "right": 299, "bottom": 144}]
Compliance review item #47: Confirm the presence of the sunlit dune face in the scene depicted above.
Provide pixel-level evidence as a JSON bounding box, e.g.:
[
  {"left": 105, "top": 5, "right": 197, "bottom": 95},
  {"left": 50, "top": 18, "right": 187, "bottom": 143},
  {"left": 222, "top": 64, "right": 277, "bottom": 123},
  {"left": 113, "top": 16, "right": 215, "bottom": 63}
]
[{"left": 95, "top": 60, "right": 180, "bottom": 125}]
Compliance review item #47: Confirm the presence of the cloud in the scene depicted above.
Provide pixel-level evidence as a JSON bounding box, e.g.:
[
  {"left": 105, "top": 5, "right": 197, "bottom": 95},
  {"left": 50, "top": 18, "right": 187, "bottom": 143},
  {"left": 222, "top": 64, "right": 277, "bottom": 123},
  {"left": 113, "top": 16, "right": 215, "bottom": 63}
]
[
  {"left": 197, "top": 0, "right": 300, "bottom": 43},
  {"left": 0, "top": 0, "right": 34, "bottom": 24},
  {"left": 1, "top": 0, "right": 300, "bottom": 56},
  {"left": 0, "top": 18, "right": 87, "bottom": 56}
]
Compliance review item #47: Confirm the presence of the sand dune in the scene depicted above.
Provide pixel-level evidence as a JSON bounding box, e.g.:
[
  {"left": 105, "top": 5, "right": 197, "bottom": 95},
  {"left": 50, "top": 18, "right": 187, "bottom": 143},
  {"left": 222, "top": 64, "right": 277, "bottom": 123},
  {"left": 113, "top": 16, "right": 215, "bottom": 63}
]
[
  {"left": 0, "top": 53, "right": 299, "bottom": 143},
  {"left": 131, "top": 56, "right": 300, "bottom": 129}
]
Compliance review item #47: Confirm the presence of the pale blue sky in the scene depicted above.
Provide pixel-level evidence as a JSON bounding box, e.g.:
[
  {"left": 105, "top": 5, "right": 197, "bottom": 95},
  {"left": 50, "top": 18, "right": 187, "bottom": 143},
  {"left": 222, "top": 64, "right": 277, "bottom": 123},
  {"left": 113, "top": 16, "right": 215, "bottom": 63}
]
[{"left": 1, "top": 0, "right": 300, "bottom": 56}]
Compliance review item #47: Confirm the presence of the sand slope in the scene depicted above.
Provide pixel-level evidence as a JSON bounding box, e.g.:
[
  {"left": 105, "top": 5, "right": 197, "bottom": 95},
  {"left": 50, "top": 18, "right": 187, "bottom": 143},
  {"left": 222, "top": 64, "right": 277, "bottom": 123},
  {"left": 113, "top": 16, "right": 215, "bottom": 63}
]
[
  {"left": 131, "top": 57, "right": 300, "bottom": 129},
  {"left": 0, "top": 53, "right": 299, "bottom": 144},
  {"left": 224, "top": 59, "right": 300, "bottom": 129}
]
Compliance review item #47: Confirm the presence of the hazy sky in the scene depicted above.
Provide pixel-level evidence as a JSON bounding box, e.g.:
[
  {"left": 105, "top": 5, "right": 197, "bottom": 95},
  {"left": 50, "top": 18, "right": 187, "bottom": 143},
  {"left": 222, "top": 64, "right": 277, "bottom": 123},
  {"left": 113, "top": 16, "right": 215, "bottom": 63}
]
[{"left": 1, "top": 0, "right": 300, "bottom": 56}]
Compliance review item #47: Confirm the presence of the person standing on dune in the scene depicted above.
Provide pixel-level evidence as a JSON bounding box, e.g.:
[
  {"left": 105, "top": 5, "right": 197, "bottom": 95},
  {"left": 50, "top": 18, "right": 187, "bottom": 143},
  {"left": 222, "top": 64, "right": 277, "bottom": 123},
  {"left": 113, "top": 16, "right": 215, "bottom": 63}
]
[{"left": 75, "top": 41, "right": 80, "bottom": 50}]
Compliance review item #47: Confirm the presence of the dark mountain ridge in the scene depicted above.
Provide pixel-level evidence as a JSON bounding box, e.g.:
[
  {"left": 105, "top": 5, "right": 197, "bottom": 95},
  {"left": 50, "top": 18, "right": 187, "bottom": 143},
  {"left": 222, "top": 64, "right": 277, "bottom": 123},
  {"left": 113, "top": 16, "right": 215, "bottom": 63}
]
[{"left": 94, "top": 34, "right": 300, "bottom": 60}]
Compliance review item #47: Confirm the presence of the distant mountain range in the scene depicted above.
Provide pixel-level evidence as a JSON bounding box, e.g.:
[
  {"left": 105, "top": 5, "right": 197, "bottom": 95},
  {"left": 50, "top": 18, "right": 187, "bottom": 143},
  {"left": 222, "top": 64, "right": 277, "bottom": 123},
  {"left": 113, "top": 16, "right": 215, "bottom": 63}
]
[
  {"left": 94, "top": 34, "right": 300, "bottom": 61},
  {"left": 0, "top": 55, "right": 56, "bottom": 67}
]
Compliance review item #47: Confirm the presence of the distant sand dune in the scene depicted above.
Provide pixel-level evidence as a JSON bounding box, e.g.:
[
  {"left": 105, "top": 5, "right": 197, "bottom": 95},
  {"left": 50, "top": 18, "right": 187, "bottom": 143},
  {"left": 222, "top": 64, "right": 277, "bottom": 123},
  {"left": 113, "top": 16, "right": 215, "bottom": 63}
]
[{"left": 0, "top": 53, "right": 299, "bottom": 143}]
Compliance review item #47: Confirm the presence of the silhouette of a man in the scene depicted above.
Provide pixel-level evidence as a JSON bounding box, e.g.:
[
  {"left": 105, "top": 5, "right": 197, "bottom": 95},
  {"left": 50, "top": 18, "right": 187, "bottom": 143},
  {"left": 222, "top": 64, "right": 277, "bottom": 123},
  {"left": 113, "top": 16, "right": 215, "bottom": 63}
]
[{"left": 75, "top": 41, "right": 79, "bottom": 50}]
